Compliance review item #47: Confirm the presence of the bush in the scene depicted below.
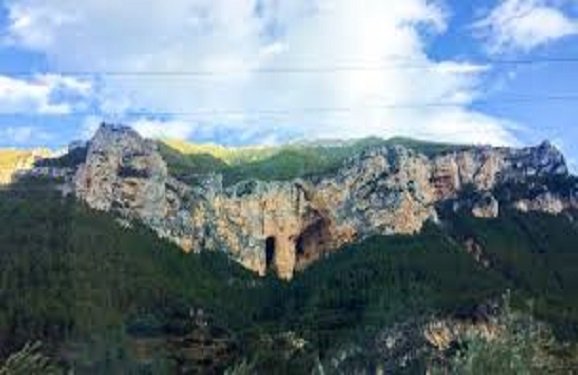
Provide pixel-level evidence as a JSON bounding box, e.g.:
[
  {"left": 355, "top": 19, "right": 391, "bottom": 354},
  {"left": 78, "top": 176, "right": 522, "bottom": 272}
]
[
  {"left": 0, "top": 342, "right": 61, "bottom": 375},
  {"left": 433, "top": 304, "right": 577, "bottom": 375}
]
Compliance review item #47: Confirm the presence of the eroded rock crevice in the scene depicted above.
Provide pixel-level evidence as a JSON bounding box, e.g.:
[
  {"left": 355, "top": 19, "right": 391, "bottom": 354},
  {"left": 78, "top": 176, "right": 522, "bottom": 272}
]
[
  {"left": 265, "top": 236, "right": 276, "bottom": 274},
  {"left": 294, "top": 217, "right": 333, "bottom": 272}
]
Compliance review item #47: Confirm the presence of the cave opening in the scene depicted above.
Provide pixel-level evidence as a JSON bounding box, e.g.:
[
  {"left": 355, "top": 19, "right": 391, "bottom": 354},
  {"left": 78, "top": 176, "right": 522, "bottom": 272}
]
[
  {"left": 295, "top": 236, "right": 305, "bottom": 256},
  {"left": 265, "top": 236, "right": 276, "bottom": 271},
  {"left": 294, "top": 218, "right": 331, "bottom": 271}
]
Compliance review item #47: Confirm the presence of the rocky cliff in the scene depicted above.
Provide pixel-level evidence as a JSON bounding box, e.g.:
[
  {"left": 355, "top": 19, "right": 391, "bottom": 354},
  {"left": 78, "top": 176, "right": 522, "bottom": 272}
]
[
  {"left": 74, "top": 124, "right": 196, "bottom": 250},
  {"left": 72, "top": 124, "right": 577, "bottom": 279}
]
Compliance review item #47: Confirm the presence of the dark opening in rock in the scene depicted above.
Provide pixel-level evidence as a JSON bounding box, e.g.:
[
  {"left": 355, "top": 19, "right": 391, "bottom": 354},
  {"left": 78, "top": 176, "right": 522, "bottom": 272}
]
[
  {"left": 295, "top": 236, "right": 305, "bottom": 256},
  {"left": 294, "top": 218, "right": 331, "bottom": 272},
  {"left": 119, "top": 166, "right": 150, "bottom": 179},
  {"left": 265, "top": 236, "right": 276, "bottom": 271}
]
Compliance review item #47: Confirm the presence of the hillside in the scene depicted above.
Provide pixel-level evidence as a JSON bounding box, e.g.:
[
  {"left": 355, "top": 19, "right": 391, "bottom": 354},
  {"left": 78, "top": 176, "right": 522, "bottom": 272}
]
[
  {"left": 0, "top": 182, "right": 259, "bottom": 373},
  {"left": 1, "top": 125, "right": 578, "bottom": 372},
  {"left": 0, "top": 149, "right": 52, "bottom": 185},
  {"left": 72, "top": 124, "right": 574, "bottom": 280},
  {"left": 158, "top": 136, "right": 467, "bottom": 186},
  {"left": 1, "top": 179, "right": 578, "bottom": 373}
]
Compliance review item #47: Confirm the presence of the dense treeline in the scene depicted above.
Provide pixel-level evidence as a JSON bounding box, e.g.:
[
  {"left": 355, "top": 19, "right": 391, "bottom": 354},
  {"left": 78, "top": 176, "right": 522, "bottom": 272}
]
[
  {"left": 444, "top": 209, "right": 578, "bottom": 340},
  {"left": 265, "top": 228, "right": 505, "bottom": 343},
  {"left": 0, "top": 185, "right": 265, "bottom": 371}
]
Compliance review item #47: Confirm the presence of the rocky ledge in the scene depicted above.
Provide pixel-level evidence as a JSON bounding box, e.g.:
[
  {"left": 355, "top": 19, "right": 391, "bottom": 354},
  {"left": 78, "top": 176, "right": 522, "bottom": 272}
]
[{"left": 72, "top": 124, "right": 577, "bottom": 279}]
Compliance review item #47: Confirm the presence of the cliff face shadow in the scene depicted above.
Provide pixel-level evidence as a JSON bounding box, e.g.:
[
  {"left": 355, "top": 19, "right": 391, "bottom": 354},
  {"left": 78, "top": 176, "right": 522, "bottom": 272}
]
[
  {"left": 294, "top": 217, "right": 333, "bottom": 272},
  {"left": 265, "top": 236, "right": 277, "bottom": 273}
]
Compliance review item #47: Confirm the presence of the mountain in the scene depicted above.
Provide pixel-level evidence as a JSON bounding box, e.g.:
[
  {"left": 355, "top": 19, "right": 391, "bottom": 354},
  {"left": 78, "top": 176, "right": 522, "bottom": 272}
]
[
  {"left": 1, "top": 123, "right": 578, "bottom": 373},
  {"left": 73, "top": 124, "right": 574, "bottom": 279}
]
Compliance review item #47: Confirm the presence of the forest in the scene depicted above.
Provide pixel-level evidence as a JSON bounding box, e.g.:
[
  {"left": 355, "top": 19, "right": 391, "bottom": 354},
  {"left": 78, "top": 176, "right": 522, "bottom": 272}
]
[{"left": 1, "top": 177, "right": 578, "bottom": 373}]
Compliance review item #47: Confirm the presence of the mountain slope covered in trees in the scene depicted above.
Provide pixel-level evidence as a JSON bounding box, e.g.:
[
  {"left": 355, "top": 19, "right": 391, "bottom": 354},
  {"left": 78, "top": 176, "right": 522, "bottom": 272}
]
[{"left": 1, "top": 174, "right": 578, "bottom": 373}]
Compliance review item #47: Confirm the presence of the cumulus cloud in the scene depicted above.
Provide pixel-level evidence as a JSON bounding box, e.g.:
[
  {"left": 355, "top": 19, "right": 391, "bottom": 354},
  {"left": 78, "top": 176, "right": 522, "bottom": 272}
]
[
  {"left": 0, "top": 74, "right": 91, "bottom": 114},
  {"left": 130, "top": 119, "right": 197, "bottom": 139},
  {"left": 81, "top": 115, "right": 197, "bottom": 141},
  {"left": 474, "top": 0, "right": 578, "bottom": 53},
  {"left": 4, "top": 0, "right": 518, "bottom": 146}
]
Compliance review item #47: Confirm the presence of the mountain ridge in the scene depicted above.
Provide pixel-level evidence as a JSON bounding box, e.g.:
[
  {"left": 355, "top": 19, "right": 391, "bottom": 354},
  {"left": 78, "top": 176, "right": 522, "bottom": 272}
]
[
  {"left": 22, "top": 123, "right": 574, "bottom": 280},
  {"left": 2, "top": 123, "right": 578, "bottom": 372}
]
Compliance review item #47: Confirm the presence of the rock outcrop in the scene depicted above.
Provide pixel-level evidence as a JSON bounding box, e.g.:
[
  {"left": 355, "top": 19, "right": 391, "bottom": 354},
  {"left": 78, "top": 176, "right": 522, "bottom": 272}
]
[
  {"left": 514, "top": 191, "right": 578, "bottom": 215},
  {"left": 73, "top": 124, "right": 576, "bottom": 279},
  {"left": 75, "top": 124, "right": 169, "bottom": 215},
  {"left": 471, "top": 193, "right": 500, "bottom": 218},
  {"left": 75, "top": 124, "right": 195, "bottom": 250}
]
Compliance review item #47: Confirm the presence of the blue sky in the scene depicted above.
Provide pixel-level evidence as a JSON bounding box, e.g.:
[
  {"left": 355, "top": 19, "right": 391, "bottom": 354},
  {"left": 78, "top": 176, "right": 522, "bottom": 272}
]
[{"left": 0, "top": 0, "right": 577, "bottom": 168}]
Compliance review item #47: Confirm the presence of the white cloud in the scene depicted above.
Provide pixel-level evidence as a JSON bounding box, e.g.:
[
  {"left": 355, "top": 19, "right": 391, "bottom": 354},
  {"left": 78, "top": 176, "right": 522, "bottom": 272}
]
[
  {"left": 474, "top": 0, "right": 578, "bottom": 53},
  {"left": 80, "top": 116, "right": 196, "bottom": 141},
  {"left": 4, "top": 2, "right": 76, "bottom": 48},
  {"left": 4, "top": 0, "right": 518, "bottom": 146},
  {"left": 0, "top": 74, "right": 91, "bottom": 114},
  {"left": 130, "top": 119, "right": 197, "bottom": 139}
]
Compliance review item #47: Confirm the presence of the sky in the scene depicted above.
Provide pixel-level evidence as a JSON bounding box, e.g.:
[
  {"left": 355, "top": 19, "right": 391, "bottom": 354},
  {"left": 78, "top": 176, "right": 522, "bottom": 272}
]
[{"left": 0, "top": 0, "right": 577, "bottom": 168}]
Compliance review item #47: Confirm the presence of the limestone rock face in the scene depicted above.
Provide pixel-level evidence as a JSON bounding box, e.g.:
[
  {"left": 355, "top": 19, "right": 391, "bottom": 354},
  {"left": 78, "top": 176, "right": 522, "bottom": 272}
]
[
  {"left": 471, "top": 193, "right": 500, "bottom": 219},
  {"left": 76, "top": 125, "right": 168, "bottom": 218},
  {"left": 430, "top": 141, "right": 567, "bottom": 195},
  {"left": 180, "top": 141, "right": 571, "bottom": 279},
  {"left": 74, "top": 124, "right": 194, "bottom": 249},
  {"left": 75, "top": 124, "right": 168, "bottom": 215},
  {"left": 189, "top": 181, "right": 316, "bottom": 279},
  {"left": 514, "top": 192, "right": 577, "bottom": 215},
  {"left": 188, "top": 146, "right": 441, "bottom": 279},
  {"left": 73, "top": 124, "right": 575, "bottom": 279}
]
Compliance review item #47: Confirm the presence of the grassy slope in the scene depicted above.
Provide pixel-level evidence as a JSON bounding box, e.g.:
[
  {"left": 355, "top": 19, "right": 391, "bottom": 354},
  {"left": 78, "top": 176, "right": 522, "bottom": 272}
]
[
  {"left": 0, "top": 149, "right": 54, "bottom": 168},
  {"left": 0, "top": 149, "right": 52, "bottom": 183},
  {"left": 162, "top": 139, "right": 278, "bottom": 165},
  {"left": 158, "top": 137, "right": 467, "bottom": 186}
]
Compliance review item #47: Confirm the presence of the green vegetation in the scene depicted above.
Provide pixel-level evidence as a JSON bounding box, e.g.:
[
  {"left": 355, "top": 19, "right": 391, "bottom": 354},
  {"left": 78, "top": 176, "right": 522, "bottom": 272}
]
[
  {"left": 1, "top": 178, "right": 578, "bottom": 372},
  {"left": 161, "top": 139, "right": 278, "bottom": 164},
  {"left": 157, "top": 142, "right": 230, "bottom": 184},
  {"left": 0, "top": 183, "right": 263, "bottom": 372},
  {"left": 0, "top": 342, "right": 61, "bottom": 375},
  {"left": 432, "top": 303, "right": 578, "bottom": 375},
  {"left": 158, "top": 136, "right": 468, "bottom": 186},
  {"left": 271, "top": 227, "right": 505, "bottom": 347},
  {"left": 442, "top": 209, "right": 578, "bottom": 340}
]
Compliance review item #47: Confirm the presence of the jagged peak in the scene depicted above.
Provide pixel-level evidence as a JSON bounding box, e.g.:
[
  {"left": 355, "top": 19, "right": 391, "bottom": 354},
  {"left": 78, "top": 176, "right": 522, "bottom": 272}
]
[
  {"left": 83, "top": 123, "right": 571, "bottom": 182},
  {"left": 89, "top": 123, "right": 142, "bottom": 144},
  {"left": 96, "top": 122, "right": 134, "bottom": 134},
  {"left": 87, "top": 123, "right": 161, "bottom": 156}
]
